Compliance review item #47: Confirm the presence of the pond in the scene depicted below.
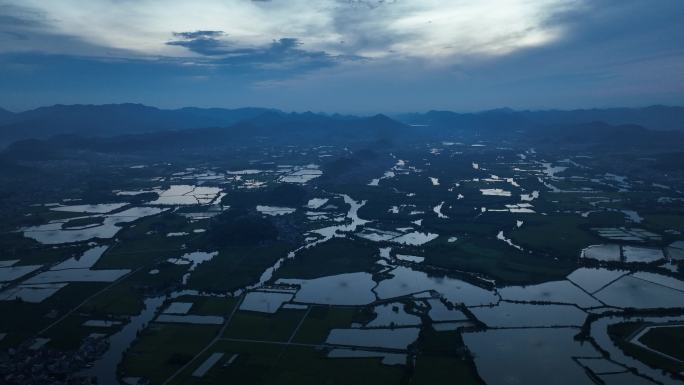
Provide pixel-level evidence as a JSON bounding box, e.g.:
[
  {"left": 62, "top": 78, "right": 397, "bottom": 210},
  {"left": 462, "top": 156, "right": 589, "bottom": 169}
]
[
  {"left": 51, "top": 245, "right": 108, "bottom": 270},
  {"left": 463, "top": 328, "right": 599, "bottom": 385},
  {"left": 239, "top": 291, "right": 294, "bottom": 313},
  {"left": 581, "top": 244, "right": 621, "bottom": 262},
  {"left": 0, "top": 283, "right": 68, "bottom": 303},
  {"left": 278, "top": 272, "right": 377, "bottom": 306},
  {"left": 0, "top": 264, "right": 42, "bottom": 282},
  {"left": 149, "top": 185, "right": 222, "bottom": 205},
  {"left": 499, "top": 280, "right": 602, "bottom": 308},
  {"left": 365, "top": 303, "right": 421, "bottom": 327},
  {"left": 25, "top": 268, "right": 130, "bottom": 284},
  {"left": 480, "top": 188, "right": 512, "bottom": 197},
  {"left": 51, "top": 203, "right": 128, "bottom": 214},
  {"left": 469, "top": 302, "right": 587, "bottom": 328},
  {"left": 433, "top": 202, "right": 448, "bottom": 218},
  {"left": 256, "top": 205, "right": 297, "bottom": 216},
  {"left": 278, "top": 165, "right": 322, "bottom": 184},
  {"left": 306, "top": 198, "right": 329, "bottom": 209},
  {"left": 23, "top": 207, "right": 167, "bottom": 244},
  {"left": 566, "top": 267, "right": 628, "bottom": 294},
  {"left": 325, "top": 327, "right": 420, "bottom": 350},
  {"left": 390, "top": 231, "right": 438, "bottom": 246},
  {"left": 593, "top": 275, "right": 684, "bottom": 309},
  {"left": 622, "top": 246, "right": 664, "bottom": 263},
  {"left": 327, "top": 348, "right": 406, "bottom": 365},
  {"left": 375, "top": 266, "right": 498, "bottom": 307}
]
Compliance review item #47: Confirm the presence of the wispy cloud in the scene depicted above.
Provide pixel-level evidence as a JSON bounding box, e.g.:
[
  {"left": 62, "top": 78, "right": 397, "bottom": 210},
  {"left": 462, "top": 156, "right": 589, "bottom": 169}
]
[
  {"left": 166, "top": 31, "right": 356, "bottom": 71},
  {"left": 2, "top": 0, "right": 575, "bottom": 60}
]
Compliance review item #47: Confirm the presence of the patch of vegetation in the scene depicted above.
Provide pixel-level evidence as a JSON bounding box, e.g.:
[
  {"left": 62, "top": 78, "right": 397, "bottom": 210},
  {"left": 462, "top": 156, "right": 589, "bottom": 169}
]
[
  {"left": 644, "top": 213, "right": 684, "bottom": 235},
  {"left": 61, "top": 216, "right": 105, "bottom": 228},
  {"left": 207, "top": 209, "right": 278, "bottom": 247},
  {"left": 268, "top": 183, "right": 308, "bottom": 206},
  {"left": 179, "top": 296, "right": 238, "bottom": 316},
  {"left": 0, "top": 282, "right": 107, "bottom": 348},
  {"left": 509, "top": 213, "right": 616, "bottom": 260},
  {"left": 639, "top": 325, "right": 684, "bottom": 362},
  {"left": 222, "top": 183, "right": 308, "bottom": 209},
  {"left": 187, "top": 243, "right": 289, "bottom": 292},
  {"left": 170, "top": 341, "right": 405, "bottom": 385},
  {"left": 223, "top": 309, "right": 306, "bottom": 342},
  {"left": 423, "top": 238, "right": 575, "bottom": 285},
  {"left": 122, "top": 323, "right": 220, "bottom": 385},
  {"left": 292, "top": 306, "right": 359, "bottom": 344},
  {"left": 95, "top": 214, "right": 190, "bottom": 269},
  {"left": 274, "top": 238, "right": 380, "bottom": 280},
  {"left": 608, "top": 322, "right": 684, "bottom": 374},
  {"left": 410, "top": 355, "right": 481, "bottom": 385},
  {"left": 83, "top": 263, "right": 187, "bottom": 316},
  {"left": 415, "top": 328, "right": 465, "bottom": 355}
]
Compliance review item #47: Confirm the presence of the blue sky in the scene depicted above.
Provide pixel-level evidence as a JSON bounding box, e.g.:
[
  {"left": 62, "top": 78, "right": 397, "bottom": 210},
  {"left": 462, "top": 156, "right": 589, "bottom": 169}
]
[{"left": 1, "top": 0, "right": 683, "bottom": 113}]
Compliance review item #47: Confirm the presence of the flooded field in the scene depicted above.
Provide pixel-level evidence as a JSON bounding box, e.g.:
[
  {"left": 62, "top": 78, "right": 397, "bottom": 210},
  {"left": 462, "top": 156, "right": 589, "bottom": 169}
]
[{"left": 1, "top": 141, "right": 683, "bottom": 385}]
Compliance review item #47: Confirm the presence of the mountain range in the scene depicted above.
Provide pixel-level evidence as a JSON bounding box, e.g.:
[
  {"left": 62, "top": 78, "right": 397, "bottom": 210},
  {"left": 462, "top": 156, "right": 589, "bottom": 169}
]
[
  {"left": 0, "top": 104, "right": 274, "bottom": 145},
  {"left": 1, "top": 104, "right": 684, "bottom": 154}
]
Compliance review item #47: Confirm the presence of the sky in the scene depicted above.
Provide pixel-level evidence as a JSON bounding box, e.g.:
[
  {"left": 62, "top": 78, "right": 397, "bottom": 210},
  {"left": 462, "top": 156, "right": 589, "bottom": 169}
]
[{"left": 1, "top": 0, "right": 683, "bottom": 113}]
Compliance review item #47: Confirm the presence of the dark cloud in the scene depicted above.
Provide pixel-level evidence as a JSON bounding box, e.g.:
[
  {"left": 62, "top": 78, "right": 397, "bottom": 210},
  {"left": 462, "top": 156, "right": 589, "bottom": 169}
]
[
  {"left": 0, "top": 3, "right": 49, "bottom": 41},
  {"left": 343, "top": 0, "right": 398, "bottom": 10},
  {"left": 167, "top": 30, "right": 229, "bottom": 56},
  {"left": 172, "top": 30, "right": 225, "bottom": 40},
  {"left": 0, "top": 3, "right": 135, "bottom": 56},
  {"left": 167, "top": 31, "right": 357, "bottom": 71}
]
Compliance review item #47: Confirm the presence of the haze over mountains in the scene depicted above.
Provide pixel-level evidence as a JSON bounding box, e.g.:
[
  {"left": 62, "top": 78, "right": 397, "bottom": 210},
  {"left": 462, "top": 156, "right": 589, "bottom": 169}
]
[
  {"left": 1, "top": 104, "right": 684, "bottom": 154},
  {"left": 0, "top": 104, "right": 276, "bottom": 144},
  {"left": 397, "top": 105, "right": 684, "bottom": 132}
]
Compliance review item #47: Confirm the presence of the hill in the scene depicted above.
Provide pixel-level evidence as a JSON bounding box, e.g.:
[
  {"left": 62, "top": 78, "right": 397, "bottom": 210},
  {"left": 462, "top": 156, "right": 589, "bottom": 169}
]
[
  {"left": 396, "top": 105, "right": 684, "bottom": 132},
  {"left": 0, "top": 104, "right": 274, "bottom": 145}
]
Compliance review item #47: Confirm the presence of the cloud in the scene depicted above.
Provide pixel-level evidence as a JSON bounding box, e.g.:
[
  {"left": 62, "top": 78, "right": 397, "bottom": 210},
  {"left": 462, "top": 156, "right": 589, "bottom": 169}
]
[
  {"left": 172, "top": 30, "right": 225, "bottom": 40},
  {"left": 3, "top": 0, "right": 576, "bottom": 60},
  {"left": 0, "top": 3, "right": 50, "bottom": 41},
  {"left": 167, "top": 30, "right": 229, "bottom": 56},
  {"left": 167, "top": 31, "right": 354, "bottom": 70},
  {"left": 0, "top": 0, "right": 683, "bottom": 112}
]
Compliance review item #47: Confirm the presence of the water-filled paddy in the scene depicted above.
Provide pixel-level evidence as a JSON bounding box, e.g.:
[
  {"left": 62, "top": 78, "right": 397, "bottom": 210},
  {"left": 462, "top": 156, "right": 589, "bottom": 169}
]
[
  {"left": 375, "top": 266, "right": 498, "bottom": 307},
  {"left": 469, "top": 302, "right": 586, "bottom": 328},
  {"left": 499, "top": 280, "right": 602, "bottom": 308},
  {"left": 278, "top": 272, "right": 377, "bottom": 305},
  {"left": 593, "top": 276, "right": 684, "bottom": 309},
  {"left": 240, "top": 291, "right": 294, "bottom": 313},
  {"left": 463, "top": 328, "right": 600, "bottom": 385},
  {"left": 325, "top": 328, "right": 420, "bottom": 350}
]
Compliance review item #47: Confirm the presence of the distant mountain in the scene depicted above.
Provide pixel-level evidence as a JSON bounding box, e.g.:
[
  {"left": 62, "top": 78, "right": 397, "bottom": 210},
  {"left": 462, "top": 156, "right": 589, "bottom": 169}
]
[
  {"left": 3, "top": 103, "right": 684, "bottom": 148},
  {"left": 243, "top": 111, "right": 405, "bottom": 141},
  {"left": 396, "top": 108, "right": 684, "bottom": 150},
  {"left": 520, "top": 106, "right": 684, "bottom": 131},
  {"left": 0, "top": 104, "right": 275, "bottom": 145},
  {"left": 396, "top": 105, "right": 684, "bottom": 132},
  {"left": 4, "top": 111, "right": 684, "bottom": 160},
  {"left": 397, "top": 109, "right": 531, "bottom": 136},
  {"left": 1, "top": 113, "right": 409, "bottom": 159},
  {"left": 525, "top": 121, "right": 684, "bottom": 151}
]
